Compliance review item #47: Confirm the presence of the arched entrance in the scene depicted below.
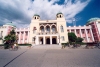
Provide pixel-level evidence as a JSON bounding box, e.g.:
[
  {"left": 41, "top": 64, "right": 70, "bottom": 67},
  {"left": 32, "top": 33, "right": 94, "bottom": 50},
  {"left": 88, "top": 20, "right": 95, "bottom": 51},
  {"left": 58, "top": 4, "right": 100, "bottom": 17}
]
[
  {"left": 40, "top": 38, "right": 43, "bottom": 44},
  {"left": 46, "top": 38, "right": 50, "bottom": 44},
  {"left": 52, "top": 38, "right": 57, "bottom": 44}
]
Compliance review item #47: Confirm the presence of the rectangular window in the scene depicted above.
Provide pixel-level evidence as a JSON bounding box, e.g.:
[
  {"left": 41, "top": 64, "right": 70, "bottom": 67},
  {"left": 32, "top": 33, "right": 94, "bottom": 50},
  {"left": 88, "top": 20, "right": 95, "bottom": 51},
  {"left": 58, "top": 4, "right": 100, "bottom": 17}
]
[
  {"left": 87, "top": 29, "right": 90, "bottom": 33},
  {"left": 32, "top": 37, "right": 36, "bottom": 41},
  {"left": 71, "top": 30, "right": 74, "bottom": 33},
  {"left": 82, "top": 30, "right": 84, "bottom": 34},
  {"left": 61, "top": 36, "right": 65, "bottom": 41},
  {"left": 33, "top": 30, "right": 36, "bottom": 33},
  {"left": 77, "top": 31, "right": 79, "bottom": 34},
  {"left": 60, "top": 26, "right": 64, "bottom": 32},
  {"left": 26, "top": 33, "right": 28, "bottom": 36}
]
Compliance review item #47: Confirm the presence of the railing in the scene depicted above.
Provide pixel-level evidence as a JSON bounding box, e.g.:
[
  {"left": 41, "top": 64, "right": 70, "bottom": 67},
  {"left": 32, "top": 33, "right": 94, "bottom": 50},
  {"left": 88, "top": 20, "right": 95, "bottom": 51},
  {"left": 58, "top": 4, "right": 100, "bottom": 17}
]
[{"left": 37, "top": 32, "right": 58, "bottom": 35}]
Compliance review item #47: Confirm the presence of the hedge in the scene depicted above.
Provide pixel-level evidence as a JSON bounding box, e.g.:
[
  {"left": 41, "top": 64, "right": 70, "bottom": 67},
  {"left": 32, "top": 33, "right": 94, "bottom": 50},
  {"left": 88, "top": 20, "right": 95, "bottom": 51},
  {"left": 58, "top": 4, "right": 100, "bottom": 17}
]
[{"left": 18, "top": 44, "right": 32, "bottom": 46}]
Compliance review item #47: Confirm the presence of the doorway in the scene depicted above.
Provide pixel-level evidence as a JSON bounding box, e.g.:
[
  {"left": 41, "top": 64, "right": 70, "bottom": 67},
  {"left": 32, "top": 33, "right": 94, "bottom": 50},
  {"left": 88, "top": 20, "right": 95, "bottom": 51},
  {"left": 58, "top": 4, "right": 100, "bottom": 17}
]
[
  {"left": 46, "top": 38, "right": 50, "bottom": 44},
  {"left": 52, "top": 38, "right": 57, "bottom": 44}
]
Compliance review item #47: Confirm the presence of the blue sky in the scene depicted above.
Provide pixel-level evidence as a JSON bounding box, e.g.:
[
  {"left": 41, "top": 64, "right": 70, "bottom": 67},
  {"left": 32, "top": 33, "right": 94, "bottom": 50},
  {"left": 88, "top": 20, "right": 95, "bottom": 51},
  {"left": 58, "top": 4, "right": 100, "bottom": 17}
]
[
  {"left": 0, "top": 0, "right": 100, "bottom": 27},
  {"left": 68, "top": 0, "right": 100, "bottom": 26}
]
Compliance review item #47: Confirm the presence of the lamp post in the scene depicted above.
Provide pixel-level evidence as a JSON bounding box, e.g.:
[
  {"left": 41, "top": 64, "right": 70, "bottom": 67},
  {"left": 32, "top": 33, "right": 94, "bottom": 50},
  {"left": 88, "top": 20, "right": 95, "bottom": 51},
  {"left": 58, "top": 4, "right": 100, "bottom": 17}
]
[
  {"left": 58, "top": 35, "right": 61, "bottom": 45},
  {"left": 72, "top": 18, "right": 75, "bottom": 26}
]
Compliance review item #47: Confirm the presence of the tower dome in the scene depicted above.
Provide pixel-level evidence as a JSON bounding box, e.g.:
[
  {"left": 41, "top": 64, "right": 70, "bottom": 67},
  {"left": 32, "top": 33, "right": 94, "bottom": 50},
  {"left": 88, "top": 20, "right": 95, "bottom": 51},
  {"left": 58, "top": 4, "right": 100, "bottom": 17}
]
[
  {"left": 56, "top": 12, "right": 63, "bottom": 18},
  {"left": 33, "top": 14, "right": 40, "bottom": 20},
  {"left": 4, "top": 22, "right": 16, "bottom": 27},
  {"left": 87, "top": 17, "right": 100, "bottom": 23}
]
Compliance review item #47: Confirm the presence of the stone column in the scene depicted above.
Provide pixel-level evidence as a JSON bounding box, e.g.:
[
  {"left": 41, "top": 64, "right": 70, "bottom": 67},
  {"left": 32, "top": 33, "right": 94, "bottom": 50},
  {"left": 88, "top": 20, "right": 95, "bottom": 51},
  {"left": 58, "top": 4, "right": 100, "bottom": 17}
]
[
  {"left": 18, "top": 32, "right": 21, "bottom": 44},
  {"left": 90, "top": 28, "right": 94, "bottom": 41},
  {"left": 36, "top": 36, "right": 39, "bottom": 45},
  {"left": 70, "top": 29, "right": 71, "bottom": 32},
  {"left": 75, "top": 29, "right": 77, "bottom": 36},
  {"left": 50, "top": 26, "right": 51, "bottom": 33},
  {"left": 43, "top": 36, "right": 45, "bottom": 45},
  {"left": 27, "top": 31, "right": 29, "bottom": 43},
  {"left": 80, "top": 29, "right": 82, "bottom": 38},
  {"left": 51, "top": 27, "right": 52, "bottom": 34},
  {"left": 50, "top": 36, "right": 52, "bottom": 45},
  {"left": 23, "top": 31, "right": 25, "bottom": 44},
  {"left": 85, "top": 29, "right": 89, "bottom": 42},
  {"left": 44, "top": 26, "right": 46, "bottom": 33},
  {"left": 57, "top": 35, "right": 59, "bottom": 44},
  {"left": 58, "top": 35, "right": 61, "bottom": 46}
]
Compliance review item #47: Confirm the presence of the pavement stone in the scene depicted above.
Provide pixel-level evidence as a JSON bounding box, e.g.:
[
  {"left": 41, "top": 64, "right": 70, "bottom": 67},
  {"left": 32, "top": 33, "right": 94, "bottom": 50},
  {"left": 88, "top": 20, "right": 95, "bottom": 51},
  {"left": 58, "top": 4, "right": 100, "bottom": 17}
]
[{"left": 0, "top": 47, "right": 100, "bottom": 67}]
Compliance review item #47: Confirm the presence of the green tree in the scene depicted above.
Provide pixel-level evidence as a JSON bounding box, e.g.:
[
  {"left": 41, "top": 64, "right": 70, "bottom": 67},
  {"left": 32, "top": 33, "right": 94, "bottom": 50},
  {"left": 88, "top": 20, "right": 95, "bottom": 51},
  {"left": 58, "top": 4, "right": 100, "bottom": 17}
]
[
  {"left": 3, "top": 29, "right": 18, "bottom": 48},
  {"left": 68, "top": 32, "right": 77, "bottom": 43},
  {"left": 76, "top": 37, "right": 83, "bottom": 43}
]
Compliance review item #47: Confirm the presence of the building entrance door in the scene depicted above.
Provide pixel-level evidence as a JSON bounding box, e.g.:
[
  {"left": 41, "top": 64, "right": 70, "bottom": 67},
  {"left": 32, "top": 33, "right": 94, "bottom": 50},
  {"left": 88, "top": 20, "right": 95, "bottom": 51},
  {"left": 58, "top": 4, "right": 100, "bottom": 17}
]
[
  {"left": 46, "top": 38, "right": 50, "bottom": 44},
  {"left": 40, "top": 38, "right": 43, "bottom": 44},
  {"left": 52, "top": 38, "right": 57, "bottom": 44}
]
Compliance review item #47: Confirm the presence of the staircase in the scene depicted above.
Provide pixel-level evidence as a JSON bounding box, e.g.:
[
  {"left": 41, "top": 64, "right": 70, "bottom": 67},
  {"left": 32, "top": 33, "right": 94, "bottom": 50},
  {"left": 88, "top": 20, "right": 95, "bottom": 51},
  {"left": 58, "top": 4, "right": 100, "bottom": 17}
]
[{"left": 32, "top": 45, "right": 62, "bottom": 49}]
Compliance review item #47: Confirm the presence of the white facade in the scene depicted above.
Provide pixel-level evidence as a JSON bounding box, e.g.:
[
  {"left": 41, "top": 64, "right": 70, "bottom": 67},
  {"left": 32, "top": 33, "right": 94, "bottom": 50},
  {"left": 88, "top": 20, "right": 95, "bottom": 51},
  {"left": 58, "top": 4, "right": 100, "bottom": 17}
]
[
  {"left": 29, "top": 13, "right": 68, "bottom": 45},
  {"left": 0, "top": 14, "right": 99, "bottom": 45},
  {"left": 14, "top": 13, "right": 68, "bottom": 45}
]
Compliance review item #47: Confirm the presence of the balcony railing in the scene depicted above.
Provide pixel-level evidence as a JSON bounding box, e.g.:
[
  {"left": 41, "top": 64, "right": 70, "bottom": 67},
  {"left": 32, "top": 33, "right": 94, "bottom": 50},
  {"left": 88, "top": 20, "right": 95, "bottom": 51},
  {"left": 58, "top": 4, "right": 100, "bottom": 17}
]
[{"left": 37, "top": 32, "right": 58, "bottom": 35}]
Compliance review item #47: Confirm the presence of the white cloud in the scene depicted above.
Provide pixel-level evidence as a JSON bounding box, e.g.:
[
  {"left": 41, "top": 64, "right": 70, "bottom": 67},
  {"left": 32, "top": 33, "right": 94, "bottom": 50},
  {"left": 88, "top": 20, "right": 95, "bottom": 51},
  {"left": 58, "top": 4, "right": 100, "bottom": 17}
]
[{"left": 0, "top": 0, "right": 90, "bottom": 28}]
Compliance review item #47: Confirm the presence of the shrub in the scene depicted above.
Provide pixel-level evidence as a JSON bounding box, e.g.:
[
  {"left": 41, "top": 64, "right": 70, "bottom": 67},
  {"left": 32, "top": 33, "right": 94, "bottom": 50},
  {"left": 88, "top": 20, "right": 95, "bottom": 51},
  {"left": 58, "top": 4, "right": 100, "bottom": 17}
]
[
  {"left": 0, "top": 44, "right": 4, "bottom": 46},
  {"left": 4, "top": 44, "right": 9, "bottom": 49},
  {"left": 18, "top": 44, "right": 32, "bottom": 46},
  {"left": 61, "top": 43, "right": 69, "bottom": 47}
]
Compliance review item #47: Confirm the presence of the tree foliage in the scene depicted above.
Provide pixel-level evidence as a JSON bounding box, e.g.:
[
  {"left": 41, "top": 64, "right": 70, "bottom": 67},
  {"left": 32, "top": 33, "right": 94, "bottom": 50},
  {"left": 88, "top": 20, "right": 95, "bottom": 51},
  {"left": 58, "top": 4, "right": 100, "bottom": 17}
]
[
  {"left": 76, "top": 37, "right": 83, "bottom": 43},
  {"left": 3, "top": 29, "right": 18, "bottom": 46},
  {"left": 68, "top": 32, "right": 83, "bottom": 44},
  {"left": 68, "top": 32, "right": 77, "bottom": 43}
]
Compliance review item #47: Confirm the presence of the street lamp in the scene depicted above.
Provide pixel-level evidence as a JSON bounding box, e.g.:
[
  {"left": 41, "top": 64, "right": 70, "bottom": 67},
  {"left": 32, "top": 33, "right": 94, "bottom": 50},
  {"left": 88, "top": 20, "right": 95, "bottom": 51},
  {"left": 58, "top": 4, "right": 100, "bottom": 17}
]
[
  {"left": 72, "top": 18, "right": 76, "bottom": 26},
  {"left": 58, "top": 35, "right": 61, "bottom": 45}
]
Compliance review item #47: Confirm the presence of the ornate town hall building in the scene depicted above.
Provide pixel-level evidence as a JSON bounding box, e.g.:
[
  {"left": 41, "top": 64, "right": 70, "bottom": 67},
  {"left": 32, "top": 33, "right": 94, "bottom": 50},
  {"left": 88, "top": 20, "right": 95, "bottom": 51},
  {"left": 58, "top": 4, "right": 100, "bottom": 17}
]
[
  {"left": 28, "top": 13, "right": 68, "bottom": 45},
  {"left": 0, "top": 13, "right": 100, "bottom": 46}
]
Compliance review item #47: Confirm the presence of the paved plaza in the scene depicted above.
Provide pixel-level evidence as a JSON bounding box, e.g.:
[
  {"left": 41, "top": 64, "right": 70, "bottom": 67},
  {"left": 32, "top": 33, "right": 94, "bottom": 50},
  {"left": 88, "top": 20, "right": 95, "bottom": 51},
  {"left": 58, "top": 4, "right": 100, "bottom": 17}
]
[{"left": 0, "top": 47, "right": 100, "bottom": 67}]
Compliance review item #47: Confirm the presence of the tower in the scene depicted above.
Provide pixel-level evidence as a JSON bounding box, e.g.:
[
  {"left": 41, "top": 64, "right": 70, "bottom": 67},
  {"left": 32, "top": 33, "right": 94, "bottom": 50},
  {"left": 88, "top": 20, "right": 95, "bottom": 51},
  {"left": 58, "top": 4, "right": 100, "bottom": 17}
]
[
  {"left": 33, "top": 14, "right": 40, "bottom": 20},
  {"left": 56, "top": 12, "right": 68, "bottom": 43},
  {"left": 29, "top": 14, "right": 40, "bottom": 44}
]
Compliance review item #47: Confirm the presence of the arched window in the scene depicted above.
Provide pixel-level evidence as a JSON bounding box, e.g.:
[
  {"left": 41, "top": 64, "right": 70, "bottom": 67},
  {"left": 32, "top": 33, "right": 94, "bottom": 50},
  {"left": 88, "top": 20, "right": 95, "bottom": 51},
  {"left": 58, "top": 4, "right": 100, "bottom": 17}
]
[
  {"left": 52, "top": 28, "right": 55, "bottom": 32},
  {"left": 40, "top": 26, "right": 44, "bottom": 32},
  {"left": 46, "top": 26, "right": 50, "bottom": 32},
  {"left": 52, "top": 25, "right": 56, "bottom": 32},
  {"left": 61, "top": 36, "right": 65, "bottom": 41},
  {"left": 35, "top": 17, "right": 36, "bottom": 19},
  {"left": 37, "top": 17, "right": 39, "bottom": 19},
  {"left": 60, "top": 15, "right": 61, "bottom": 18},
  {"left": 60, "top": 25, "right": 64, "bottom": 32}
]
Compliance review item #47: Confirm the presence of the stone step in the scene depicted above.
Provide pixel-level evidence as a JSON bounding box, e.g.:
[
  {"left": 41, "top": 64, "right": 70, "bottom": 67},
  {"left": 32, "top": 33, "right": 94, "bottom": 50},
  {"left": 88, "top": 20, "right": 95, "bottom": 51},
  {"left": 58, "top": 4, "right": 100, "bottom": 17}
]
[{"left": 32, "top": 45, "right": 62, "bottom": 49}]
